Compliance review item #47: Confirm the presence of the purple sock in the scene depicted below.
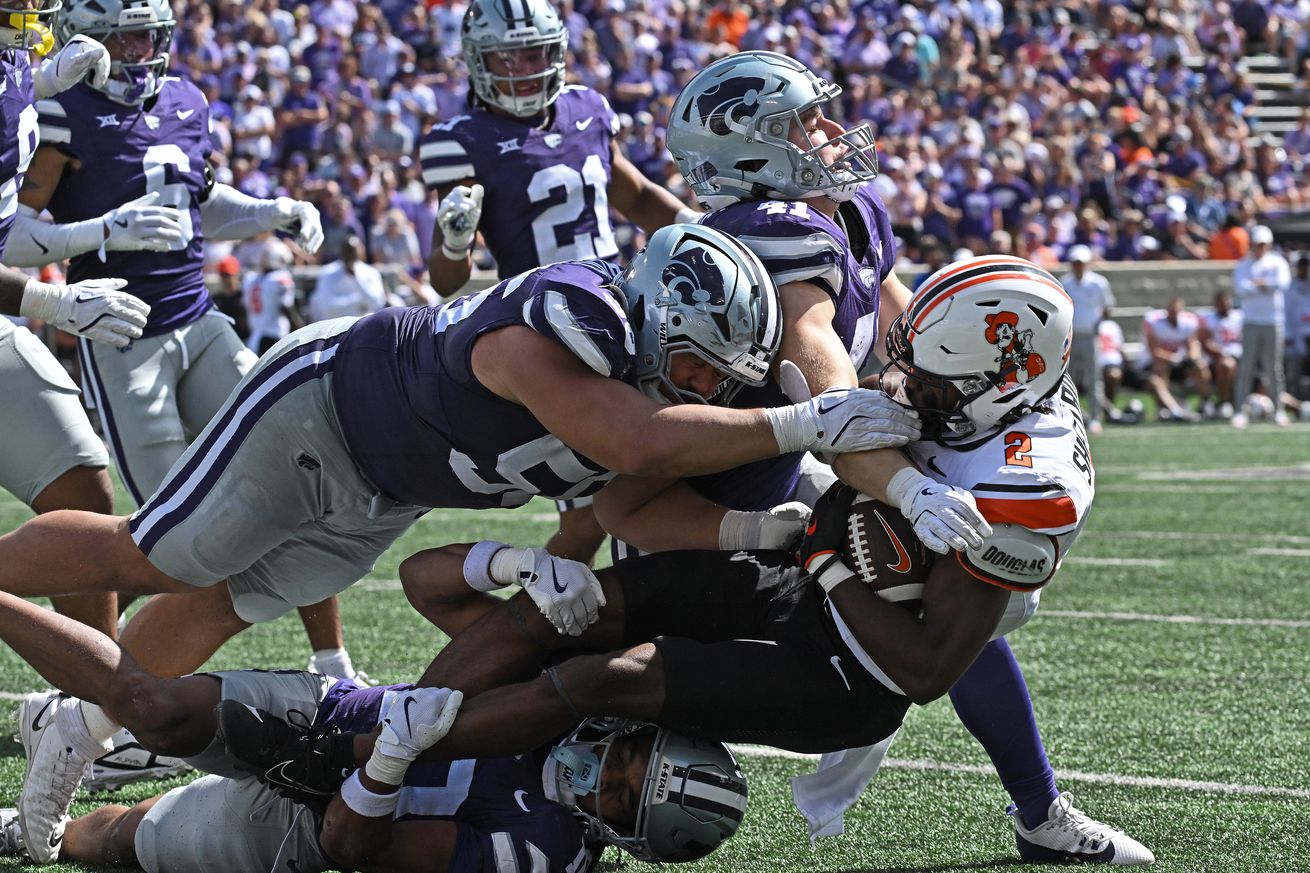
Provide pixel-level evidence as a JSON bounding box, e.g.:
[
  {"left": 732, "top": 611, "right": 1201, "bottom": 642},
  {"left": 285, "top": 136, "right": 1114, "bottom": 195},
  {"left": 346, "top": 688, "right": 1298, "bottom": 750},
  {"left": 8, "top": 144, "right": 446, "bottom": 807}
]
[{"left": 948, "top": 637, "right": 1058, "bottom": 830}]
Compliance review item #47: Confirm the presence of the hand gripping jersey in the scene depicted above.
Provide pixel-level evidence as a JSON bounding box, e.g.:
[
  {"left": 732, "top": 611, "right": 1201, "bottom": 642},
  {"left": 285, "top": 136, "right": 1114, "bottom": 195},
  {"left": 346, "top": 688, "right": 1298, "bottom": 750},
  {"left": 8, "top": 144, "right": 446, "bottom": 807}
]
[
  {"left": 320, "top": 680, "right": 595, "bottom": 873},
  {"left": 0, "top": 52, "right": 37, "bottom": 259},
  {"left": 331, "top": 259, "right": 633, "bottom": 508},
  {"left": 419, "top": 85, "right": 621, "bottom": 277},
  {"left": 36, "top": 78, "right": 213, "bottom": 336},
  {"left": 686, "top": 184, "right": 898, "bottom": 510}
]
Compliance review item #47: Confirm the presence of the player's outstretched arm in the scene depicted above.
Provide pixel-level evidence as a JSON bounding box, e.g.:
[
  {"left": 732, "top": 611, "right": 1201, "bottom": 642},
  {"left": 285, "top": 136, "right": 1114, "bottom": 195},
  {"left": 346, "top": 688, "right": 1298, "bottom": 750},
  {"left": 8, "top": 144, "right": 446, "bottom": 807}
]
[
  {"left": 198, "top": 184, "right": 324, "bottom": 253},
  {"left": 475, "top": 326, "right": 919, "bottom": 478},
  {"left": 607, "top": 146, "right": 698, "bottom": 231},
  {"left": 0, "top": 264, "right": 149, "bottom": 347}
]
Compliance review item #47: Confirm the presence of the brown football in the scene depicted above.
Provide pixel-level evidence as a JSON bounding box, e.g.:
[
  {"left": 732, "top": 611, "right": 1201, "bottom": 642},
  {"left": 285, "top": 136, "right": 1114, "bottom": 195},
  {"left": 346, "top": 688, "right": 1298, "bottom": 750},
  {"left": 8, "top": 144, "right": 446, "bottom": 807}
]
[{"left": 844, "top": 496, "right": 934, "bottom": 613}]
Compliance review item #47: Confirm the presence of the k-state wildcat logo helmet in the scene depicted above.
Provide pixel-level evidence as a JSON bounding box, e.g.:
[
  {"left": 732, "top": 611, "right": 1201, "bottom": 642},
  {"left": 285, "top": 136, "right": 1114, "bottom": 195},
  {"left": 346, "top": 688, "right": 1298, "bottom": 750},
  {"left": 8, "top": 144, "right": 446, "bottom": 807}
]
[{"left": 617, "top": 223, "right": 782, "bottom": 405}]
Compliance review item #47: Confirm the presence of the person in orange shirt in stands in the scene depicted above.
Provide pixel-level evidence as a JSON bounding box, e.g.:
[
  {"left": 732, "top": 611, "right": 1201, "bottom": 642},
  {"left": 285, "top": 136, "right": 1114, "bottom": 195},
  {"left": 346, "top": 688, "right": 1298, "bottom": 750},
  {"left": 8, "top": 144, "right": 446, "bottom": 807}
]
[
  {"left": 706, "top": 0, "right": 750, "bottom": 47},
  {"left": 1209, "top": 213, "right": 1251, "bottom": 260}
]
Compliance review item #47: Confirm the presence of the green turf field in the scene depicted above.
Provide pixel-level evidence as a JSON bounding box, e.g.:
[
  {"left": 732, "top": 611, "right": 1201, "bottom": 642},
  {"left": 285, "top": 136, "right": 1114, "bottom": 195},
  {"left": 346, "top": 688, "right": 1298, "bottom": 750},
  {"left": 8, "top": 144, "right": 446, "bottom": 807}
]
[{"left": 0, "top": 420, "right": 1307, "bottom": 872}]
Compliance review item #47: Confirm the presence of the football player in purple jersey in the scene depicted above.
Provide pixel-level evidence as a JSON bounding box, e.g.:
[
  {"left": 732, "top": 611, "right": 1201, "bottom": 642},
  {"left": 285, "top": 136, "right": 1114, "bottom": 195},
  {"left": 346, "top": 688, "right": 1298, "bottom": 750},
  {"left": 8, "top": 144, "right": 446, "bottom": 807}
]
[
  {"left": 0, "top": 0, "right": 151, "bottom": 637},
  {"left": 420, "top": 0, "right": 701, "bottom": 566},
  {"left": 594, "top": 52, "right": 1151, "bottom": 866},
  {"left": 0, "top": 587, "right": 746, "bottom": 870},
  {"left": 6, "top": 0, "right": 374, "bottom": 742},
  {"left": 0, "top": 222, "right": 914, "bottom": 861}
]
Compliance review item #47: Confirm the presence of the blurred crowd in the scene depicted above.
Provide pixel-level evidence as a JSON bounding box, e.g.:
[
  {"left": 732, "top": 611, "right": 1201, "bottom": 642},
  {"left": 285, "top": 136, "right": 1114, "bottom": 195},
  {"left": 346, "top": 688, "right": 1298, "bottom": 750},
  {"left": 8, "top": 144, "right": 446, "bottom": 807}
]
[{"left": 178, "top": 0, "right": 1310, "bottom": 294}]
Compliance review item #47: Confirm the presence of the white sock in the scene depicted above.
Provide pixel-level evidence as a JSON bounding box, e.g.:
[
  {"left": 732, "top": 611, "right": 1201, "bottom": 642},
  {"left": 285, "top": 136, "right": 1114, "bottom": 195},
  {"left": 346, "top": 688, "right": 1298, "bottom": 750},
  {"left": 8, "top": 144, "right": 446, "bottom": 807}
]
[
  {"left": 56, "top": 699, "right": 116, "bottom": 760},
  {"left": 309, "top": 648, "right": 355, "bottom": 679}
]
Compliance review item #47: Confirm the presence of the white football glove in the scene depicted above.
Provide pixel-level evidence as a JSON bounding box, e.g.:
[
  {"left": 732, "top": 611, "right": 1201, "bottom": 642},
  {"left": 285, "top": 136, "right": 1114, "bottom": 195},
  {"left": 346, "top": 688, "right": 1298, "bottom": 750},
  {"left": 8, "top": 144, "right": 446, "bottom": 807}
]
[
  {"left": 765, "top": 385, "right": 920, "bottom": 458},
  {"left": 272, "top": 197, "right": 324, "bottom": 254},
  {"left": 20, "top": 277, "right": 149, "bottom": 348},
  {"left": 365, "top": 687, "right": 463, "bottom": 785},
  {"left": 436, "top": 184, "right": 483, "bottom": 257},
  {"left": 719, "top": 501, "right": 812, "bottom": 550},
  {"left": 33, "top": 35, "right": 111, "bottom": 99},
  {"left": 514, "top": 548, "right": 606, "bottom": 636},
  {"left": 885, "top": 467, "right": 993, "bottom": 554},
  {"left": 102, "top": 191, "right": 185, "bottom": 253}
]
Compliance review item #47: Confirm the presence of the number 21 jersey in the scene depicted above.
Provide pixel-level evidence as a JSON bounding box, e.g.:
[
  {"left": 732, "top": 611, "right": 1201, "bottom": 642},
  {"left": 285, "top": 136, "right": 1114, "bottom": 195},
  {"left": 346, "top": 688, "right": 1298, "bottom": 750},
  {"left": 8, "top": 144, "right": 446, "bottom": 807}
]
[{"left": 420, "top": 85, "right": 620, "bottom": 277}]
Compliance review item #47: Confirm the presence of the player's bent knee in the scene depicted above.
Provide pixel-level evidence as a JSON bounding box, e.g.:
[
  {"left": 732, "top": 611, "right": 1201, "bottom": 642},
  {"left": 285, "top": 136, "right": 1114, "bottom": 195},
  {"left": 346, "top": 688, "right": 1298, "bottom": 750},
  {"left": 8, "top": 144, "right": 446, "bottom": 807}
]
[{"left": 105, "top": 678, "right": 197, "bottom": 755}]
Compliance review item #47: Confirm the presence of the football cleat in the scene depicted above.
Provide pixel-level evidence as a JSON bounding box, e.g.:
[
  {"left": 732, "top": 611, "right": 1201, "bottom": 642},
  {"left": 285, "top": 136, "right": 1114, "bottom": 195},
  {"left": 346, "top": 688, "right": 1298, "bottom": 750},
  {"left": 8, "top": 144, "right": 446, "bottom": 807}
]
[
  {"left": 17, "top": 691, "right": 90, "bottom": 862},
  {"left": 85, "top": 727, "right": 193, "bottom": 793},
  {"left": 1010, "top": 792, "right": 1155, "bottom": 866},
  {"left": 215, "top": 700, "right": 356, "bottom": 809},
  {"left": 0, "top": 808, "right": 26, "bottom": 858}
]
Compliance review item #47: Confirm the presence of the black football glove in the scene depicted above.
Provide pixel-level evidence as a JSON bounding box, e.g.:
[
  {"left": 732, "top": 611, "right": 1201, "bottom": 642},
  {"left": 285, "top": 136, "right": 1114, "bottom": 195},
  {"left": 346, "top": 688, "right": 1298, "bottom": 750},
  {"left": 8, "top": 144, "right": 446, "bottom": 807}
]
[{"left": 798, "top": 482, "right": 860, "bottom": 593}]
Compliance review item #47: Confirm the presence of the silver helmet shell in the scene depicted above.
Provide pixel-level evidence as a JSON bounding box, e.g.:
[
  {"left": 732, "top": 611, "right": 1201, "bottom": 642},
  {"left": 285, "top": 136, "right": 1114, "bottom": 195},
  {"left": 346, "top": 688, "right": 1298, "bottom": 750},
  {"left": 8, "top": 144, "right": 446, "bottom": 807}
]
[
  {"left": 55, "top": 0, "right": 173, "bottom": 106},
  {"left": 462, "top": 0, "right": 567, "bottom": 118}
]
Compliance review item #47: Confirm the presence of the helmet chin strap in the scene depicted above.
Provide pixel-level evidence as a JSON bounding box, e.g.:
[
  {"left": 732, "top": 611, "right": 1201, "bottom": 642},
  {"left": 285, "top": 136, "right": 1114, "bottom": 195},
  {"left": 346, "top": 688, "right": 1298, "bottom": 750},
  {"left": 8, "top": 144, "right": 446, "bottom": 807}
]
[{"left": 10, "top": 13, "right": 54, "bottom": 55}]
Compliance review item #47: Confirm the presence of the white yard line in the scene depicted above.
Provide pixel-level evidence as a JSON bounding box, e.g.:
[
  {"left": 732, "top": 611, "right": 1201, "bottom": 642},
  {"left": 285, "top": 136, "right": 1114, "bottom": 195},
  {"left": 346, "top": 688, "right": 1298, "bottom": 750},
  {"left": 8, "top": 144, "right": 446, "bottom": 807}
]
[
  {"left": 1040, "top": 609, "right": 1310, "bottom": 628},
  {"left": 728, "top": 746, "right": 1310, "bottom": 799},
  {"left": 1063, "top": 557, "right": 1169, "bottom": 567}
]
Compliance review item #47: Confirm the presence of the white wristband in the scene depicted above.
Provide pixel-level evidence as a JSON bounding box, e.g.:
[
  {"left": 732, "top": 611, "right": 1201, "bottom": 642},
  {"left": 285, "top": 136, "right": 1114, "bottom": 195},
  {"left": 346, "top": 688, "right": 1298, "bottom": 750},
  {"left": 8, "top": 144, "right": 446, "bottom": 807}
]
[
  {"left": 674, "top": 206, "right": 701, "bottom": 224},
  {"left": 441, "top": 242, "right": 471, "bottom": 261},
  {"left": 463, "top": 540, "right": 511, "bottom": 592},
  {"left": 811, "top": 554, "right": 857, "bottom": 594},
  {"left": 364, "top": 748, "right": 413, "bottom": 786},
  {"left": 340, "top": 770, "right": 400, "bottom": 817},
  {"left": 885, "top": 466, "right": 929, "bottom": 515},
  {"left": 489, "top": 546, "right": 534, "bottom": 587},
  {"left": 18, "top": 277, "right": 62, "bottom": 322},
  {"left": 761, "top": 403, "right": 814, "bottom": 454}
]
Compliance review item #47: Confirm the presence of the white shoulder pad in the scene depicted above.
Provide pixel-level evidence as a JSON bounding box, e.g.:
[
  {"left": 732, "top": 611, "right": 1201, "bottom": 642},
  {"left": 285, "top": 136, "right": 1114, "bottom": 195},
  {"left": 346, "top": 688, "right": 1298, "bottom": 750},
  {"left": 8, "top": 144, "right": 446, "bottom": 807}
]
[{"left": 958, "top": 523, "right": 1059, "bottom": 592}]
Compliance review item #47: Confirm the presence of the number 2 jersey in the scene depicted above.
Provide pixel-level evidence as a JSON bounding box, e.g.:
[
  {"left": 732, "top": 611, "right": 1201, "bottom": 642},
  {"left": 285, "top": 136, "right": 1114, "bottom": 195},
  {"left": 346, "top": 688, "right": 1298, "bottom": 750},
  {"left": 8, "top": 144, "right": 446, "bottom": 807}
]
[
  {"left": 36, "top": 77, "right": 213, "bottom": 337},
  {"left": 0, "top": 51, "right": 36, "bottom": 259},
  {"left": 331, "top": 259, "right": 634, "bottom": 508},
  {"left": 319, "top": 679, "right": 597, "bottom": 873},
  {"left": 688, "top": 184, "right": 898, "bottom": 509},
  {"left": 419, "top": 85, "right": 620, "bottom": 277},
  {"left": 907, "top": 376, "right": 1095, "bottom": 591}
]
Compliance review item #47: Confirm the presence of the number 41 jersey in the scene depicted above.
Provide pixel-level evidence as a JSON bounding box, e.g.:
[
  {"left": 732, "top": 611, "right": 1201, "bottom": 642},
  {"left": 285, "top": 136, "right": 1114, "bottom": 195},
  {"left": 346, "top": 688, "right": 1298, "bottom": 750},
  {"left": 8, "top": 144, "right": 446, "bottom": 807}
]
[
  {"left": 37, "top": 78, "right": 213, "bottom": 337},
  {"left": 419, "top": 85, "right": 620, "bottom": 277}
]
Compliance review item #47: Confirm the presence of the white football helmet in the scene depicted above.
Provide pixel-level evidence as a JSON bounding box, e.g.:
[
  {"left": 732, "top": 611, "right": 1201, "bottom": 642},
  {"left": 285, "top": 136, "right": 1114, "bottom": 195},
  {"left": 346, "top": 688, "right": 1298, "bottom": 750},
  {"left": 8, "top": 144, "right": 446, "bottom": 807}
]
[
  {"left": 617, "top": 223, "right": 782, "bottom": 406},
  {"left": 667, "top": 51, "right": 880, "bottom": 209},
  {"left": 544, "top": 718, "right": 748, "bottom": 863},
  {"left": 462, "top": 0, "right": 567, "bottom": 118},
  {"left": 56, "top": 0, "right": 173, "bottom": 105},
  {"left": 882, "top": 255, "right": 1074, "bottom": 441},
  {"left": 0, "top": 0, "right": 59, "bottom": 55},
  {"left": 261, "top": 239, "right": 294, "bottom": 272}
]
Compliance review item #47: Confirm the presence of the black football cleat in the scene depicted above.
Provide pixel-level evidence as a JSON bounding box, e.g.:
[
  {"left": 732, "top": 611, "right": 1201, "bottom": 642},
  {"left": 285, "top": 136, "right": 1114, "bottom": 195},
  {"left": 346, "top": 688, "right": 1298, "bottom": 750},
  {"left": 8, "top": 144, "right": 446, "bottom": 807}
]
[{"left": 214, "top": 700, "right": 356, "bottom": 808}]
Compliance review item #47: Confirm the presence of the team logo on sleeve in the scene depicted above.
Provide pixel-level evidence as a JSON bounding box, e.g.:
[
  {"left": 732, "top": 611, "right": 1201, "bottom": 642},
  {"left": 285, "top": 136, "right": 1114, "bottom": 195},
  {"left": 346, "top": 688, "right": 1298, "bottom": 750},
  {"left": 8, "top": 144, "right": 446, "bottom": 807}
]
[{"left": 984, "top": 311, "right": 1046, "bottom": 390}]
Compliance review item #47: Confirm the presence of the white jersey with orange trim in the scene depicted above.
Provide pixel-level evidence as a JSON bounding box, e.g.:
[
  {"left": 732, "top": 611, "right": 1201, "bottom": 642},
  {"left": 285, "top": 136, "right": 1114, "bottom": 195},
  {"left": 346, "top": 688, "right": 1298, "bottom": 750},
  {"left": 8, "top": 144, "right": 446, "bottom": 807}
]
[
  {"left": 906, "top": 375, "right": 1094, "bottom": 593},
  {"left": 1139, "top": 308, "right": 1201, "bottom": 367},
  {"left": 1200, "top": 308, "right": 1243, "bottom": 360}
]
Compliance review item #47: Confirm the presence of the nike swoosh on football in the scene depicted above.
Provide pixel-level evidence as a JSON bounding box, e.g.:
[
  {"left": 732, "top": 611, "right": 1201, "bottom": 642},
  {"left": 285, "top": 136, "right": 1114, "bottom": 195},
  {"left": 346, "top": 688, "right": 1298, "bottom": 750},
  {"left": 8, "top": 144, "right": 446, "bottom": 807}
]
[
  {"left": 875, "top": 510, "right": 914, "bottom": 573},
  {"left": 575, "top": 117, "right": 594, "bottom": 131},
  {"left": 176, "top": 109, "right": 195, "bottom": 120}
]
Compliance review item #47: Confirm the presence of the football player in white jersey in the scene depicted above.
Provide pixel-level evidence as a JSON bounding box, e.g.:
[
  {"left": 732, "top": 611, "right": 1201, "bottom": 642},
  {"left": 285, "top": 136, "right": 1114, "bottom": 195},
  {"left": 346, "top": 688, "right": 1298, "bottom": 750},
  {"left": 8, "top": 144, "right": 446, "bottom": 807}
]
[
  {"left": 1139, "top": 296, "right": 1209, "bottom": 421},
  {"left": 1197, "top": 291, "right": 1242, "bottom": 418},
  {"left": 422, "top": 0, "right": 700, "bottom": 566}
]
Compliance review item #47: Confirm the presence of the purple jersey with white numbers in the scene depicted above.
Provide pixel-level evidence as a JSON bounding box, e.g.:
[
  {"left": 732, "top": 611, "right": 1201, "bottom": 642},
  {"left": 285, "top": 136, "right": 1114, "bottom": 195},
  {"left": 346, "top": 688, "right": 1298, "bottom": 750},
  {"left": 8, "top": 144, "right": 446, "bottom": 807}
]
[
  {"left": 332, "top": 259, "right": 633, "bottom": 508},
  {"left": 0, "top": 52, "right": 37, "bottom": 260},
  {"left": 36, "top": 78, "right": 213, "bottom": 337},
  {"left": 419, "top": 86, "right": 620, "bottom": 277},
  {"left": 690, "top": 185, "right": 898, "bottom": 509},
  {"left": 318, "top": 680, "right": 596, "bottom": 873}
]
